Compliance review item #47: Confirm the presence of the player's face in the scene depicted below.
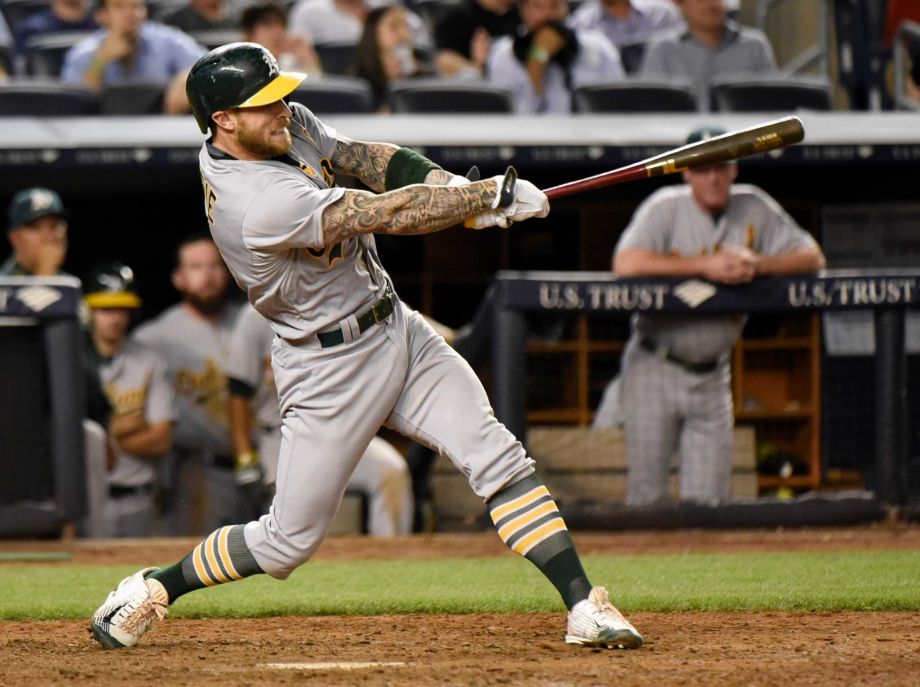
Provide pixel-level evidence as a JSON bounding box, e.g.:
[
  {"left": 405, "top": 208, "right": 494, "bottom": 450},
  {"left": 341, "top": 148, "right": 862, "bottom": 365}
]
[
  {"left": 8, "top": 215, "right": 68, "bottom": 271},
  {"left": 173, "top": 240, "right": 229, "bottom": 313},
  {"left": 92, "top": 308, "right": 131, "bottom": 345},
  {"left": 683, "top": 162, "right": 737, "bottom": 213},
  {"left": 233, "top": 100, "right": 293, "bottom": 159}
]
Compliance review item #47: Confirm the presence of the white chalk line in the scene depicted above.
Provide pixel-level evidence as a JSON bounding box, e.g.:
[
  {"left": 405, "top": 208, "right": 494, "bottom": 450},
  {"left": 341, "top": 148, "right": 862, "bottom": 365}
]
[{"left": 259, "top": 661, "right": 408, "bottom": 671}]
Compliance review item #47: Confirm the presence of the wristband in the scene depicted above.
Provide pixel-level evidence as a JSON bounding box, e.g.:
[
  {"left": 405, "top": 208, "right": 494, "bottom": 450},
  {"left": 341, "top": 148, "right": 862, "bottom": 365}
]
[{"left": 385, "top": 147, "right": 442, "bottom": 191}]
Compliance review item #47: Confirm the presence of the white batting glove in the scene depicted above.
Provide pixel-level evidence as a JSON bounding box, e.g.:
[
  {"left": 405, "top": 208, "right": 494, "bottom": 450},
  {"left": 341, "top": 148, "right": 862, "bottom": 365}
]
[
  {"left": 503, "top": 178, "right": 550, "bottom": 222},
  {"left": 449, "top": 170, "right": 512, "bottom": 229}
]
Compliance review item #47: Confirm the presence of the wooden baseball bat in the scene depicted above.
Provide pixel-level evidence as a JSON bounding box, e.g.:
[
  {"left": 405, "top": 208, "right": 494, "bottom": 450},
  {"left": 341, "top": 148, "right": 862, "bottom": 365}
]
[{"left": 542, "top": 116, "right": 805, "bottom": 200}]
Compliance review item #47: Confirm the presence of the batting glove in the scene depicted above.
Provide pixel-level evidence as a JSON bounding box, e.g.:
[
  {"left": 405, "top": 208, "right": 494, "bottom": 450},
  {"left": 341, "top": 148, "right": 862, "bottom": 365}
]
[
  {"left": 502, "top": 178, "right": 550, "bottom": 222},
  {"left": 448, "top": 167, "right": 512, "bottom": 230}
]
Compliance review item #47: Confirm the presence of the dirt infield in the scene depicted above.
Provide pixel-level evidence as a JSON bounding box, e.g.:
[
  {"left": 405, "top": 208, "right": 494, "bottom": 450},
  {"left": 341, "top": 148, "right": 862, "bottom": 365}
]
[{"left": 3, "top": 525, "right": 920, "bottom": 686}]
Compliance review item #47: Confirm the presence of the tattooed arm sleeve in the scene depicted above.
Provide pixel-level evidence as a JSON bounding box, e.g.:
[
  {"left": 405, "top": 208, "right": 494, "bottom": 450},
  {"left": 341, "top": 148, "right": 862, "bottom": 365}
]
[
  {"left": 321, "top": 181, "right": 498, "bottom": 244},
  {"left": 330, "top": 136, "right": 456, "bottom": 191}
]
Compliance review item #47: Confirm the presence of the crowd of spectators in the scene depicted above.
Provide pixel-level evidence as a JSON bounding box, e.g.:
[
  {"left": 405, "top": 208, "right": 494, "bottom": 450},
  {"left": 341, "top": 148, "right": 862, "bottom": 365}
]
[{"left": 1, "top": 0, "right": 914, "bottom": 114}]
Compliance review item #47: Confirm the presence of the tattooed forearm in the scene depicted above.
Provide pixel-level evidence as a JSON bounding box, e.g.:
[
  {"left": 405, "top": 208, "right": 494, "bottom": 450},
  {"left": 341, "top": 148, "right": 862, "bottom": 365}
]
[
  {"left": 322, "top": 181, "right": 497, "bottom": 244},
  {"left": 424, "top": 169, "right": 456, "bottom": 185},
  {"left": 330, "top": 136, "right": 398, "bottom": 192}
]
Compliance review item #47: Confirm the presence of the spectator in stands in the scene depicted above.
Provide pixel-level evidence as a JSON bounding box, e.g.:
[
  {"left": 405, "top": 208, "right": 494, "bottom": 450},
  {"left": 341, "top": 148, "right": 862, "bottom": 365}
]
[
  {"left": 61, "top": 0, "right": 206, "bottom": 114},
  {"left": 639, "top": 0, "right": 776, "bottom": 111},
  {"left": 132, "top": 234, "right": 244, "bottom": 535},
  {"left": 162, "top": 0, "right": 237, "bottom": 33},
  {"left": 85, "top": 261, "right": 176, "bottom": 538},
  {"left": 434, "top": 0, "right": 519, "bottom": 77},
  {"left": 13, "top": 0, "right": 97, "bottom": 59},
  {"left": 570, "top": 0, "right": 682, "bottom": 50},
  {"left": 355, "top": 4, "right": 432, "bottom": 110},
  {"left": 226, "top": 303, "right": 413, "bottom": 534},
  {"left": 289, "top": 0, "right": 428, "bottom": 45},
  {"left": 594, "top": 126, "right": 824, "bottom": 505},
  {"left": 241, "top": 2, "right": 320, "bottom": 74},
  {"left": 488, "top": 0, "right": 623, "bottom": 113}
]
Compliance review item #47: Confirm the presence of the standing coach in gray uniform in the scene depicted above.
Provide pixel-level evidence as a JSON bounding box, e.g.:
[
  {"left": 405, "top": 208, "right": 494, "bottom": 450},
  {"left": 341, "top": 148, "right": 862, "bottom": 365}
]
[
  {"left": 89, "top": 42, "right": 646, "bottom": 652},
  {"left": 604, "top": 126, "right": 824, "bottom": 506}
]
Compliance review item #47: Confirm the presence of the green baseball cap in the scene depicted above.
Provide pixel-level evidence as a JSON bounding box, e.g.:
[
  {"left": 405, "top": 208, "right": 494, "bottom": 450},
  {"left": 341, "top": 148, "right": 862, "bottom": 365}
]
[
  {"left": 8, "top": 187, "right": 69, "bottom": 230},
  {"left": 686, "top": 126, "right": 727, "bottom": 145}
]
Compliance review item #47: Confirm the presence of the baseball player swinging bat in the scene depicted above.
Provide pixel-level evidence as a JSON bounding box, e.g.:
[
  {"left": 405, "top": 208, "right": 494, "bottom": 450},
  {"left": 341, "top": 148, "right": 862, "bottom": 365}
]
[{"left": 542, "top": 116, "right": 805, "bottom": 200}]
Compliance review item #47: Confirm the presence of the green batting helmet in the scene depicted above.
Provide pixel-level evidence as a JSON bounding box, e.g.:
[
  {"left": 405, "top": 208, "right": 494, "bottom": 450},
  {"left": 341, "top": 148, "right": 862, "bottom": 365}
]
[
  {"left": 186, "top": 42, "right": 307, "bottom": 134},
  {"left": 84, "top": 261, "right": 142, "bottom": 309}
]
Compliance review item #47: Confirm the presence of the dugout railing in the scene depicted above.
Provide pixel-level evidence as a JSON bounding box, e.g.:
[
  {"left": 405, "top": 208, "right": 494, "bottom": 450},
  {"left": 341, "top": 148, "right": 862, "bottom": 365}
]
[
  {"left": 491, "top": 269, "right": 918, "bottom": 519},
  {"left": 0, "top": 276, "right": 87, "bottom": 537}
]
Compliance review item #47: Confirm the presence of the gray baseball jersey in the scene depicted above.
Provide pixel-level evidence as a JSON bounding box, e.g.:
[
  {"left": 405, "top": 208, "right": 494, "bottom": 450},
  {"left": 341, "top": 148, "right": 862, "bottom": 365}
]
[
  {"left": 132, "top": 303, "right": 241, "bottom": 454},
  {"left": 100, "top": 340, "right": 177, "bottom": 487},
  {"left": 616, "top": 183, "right": 818, "bottom": 362},
  {"left": 200, "top": 103, "right": 534, "bottom": 578},
  {"left": 612, "top": 183, "right": 818, "bottom": 505},
  {"left": 200, "top": 102, "right": 385, "bottom": 343},
  {"left": 224, "top": 303, "right": 279, "bottom": 432}
]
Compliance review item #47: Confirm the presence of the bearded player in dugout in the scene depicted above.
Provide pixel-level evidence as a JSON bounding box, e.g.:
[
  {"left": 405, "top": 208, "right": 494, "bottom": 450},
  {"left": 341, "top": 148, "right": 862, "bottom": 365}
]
[{"left": 89, "top": 42, "right": 643, "bottom": 650}]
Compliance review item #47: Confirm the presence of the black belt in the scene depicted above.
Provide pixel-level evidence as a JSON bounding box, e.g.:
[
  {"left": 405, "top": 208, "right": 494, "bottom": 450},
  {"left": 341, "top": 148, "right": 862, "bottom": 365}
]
[
  {"left": 108, "top": 483, "right": 154, "bottom": 499},
  {"left": 316, "top": 292, "right": 394, "bottom": 348},
  {"left": 639, "top": 337, "right": 720, "bottom": 374}
]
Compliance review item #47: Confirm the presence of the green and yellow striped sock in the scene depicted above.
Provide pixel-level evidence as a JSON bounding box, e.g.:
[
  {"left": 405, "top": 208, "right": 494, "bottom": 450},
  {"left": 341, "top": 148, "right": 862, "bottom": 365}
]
[{"left": 488, "top": 474, "right": 592, "bottom": 609}]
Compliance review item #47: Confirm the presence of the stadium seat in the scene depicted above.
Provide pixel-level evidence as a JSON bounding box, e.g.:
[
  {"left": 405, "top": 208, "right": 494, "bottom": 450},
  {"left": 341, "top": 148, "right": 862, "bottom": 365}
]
[
  {"left": 618, "top": 41, "right": 647, "bottom": 75},
  {"left": 187, "top": 29, "right": 243, "bottom": 51},
  {"left": 315, "top": 41, "right": 359, "bottom": 76},
  {"left": 0, "top": 80, "right": 98, "bottom": 115},
  {"left": 286, "top": 76, "right": 374, "bottom": 114},
  {"left": 388, "top": 78, "right": 514, "bottom": 113},
  {"left": 572, "top": 80, "right": 697, "bottom": 113},
  {"left": 100, "top": 81, "right": 167, "bottom": 115},
  {"left": 24, "top": 31, "right": 91, "bottom": 77},
  {"left": 711, "top": 74, "right": 834, "bottom": 112},
  {"left": 0, "top": 0, "right": 49, "bottom": 30}
]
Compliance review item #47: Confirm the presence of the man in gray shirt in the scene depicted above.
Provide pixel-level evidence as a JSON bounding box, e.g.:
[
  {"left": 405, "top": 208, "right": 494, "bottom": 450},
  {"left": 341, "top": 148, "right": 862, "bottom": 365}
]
[{"left": 639, "top": 0, "right": 776, "bottom": 110}]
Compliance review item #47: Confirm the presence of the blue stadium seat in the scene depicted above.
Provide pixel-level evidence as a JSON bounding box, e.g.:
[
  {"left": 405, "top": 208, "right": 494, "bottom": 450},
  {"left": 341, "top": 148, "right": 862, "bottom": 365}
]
[
  {"left": 186, "top": 29, "right": 243, "bottom": 51},
  {"left": 100, "top": 81, "right": 167, "bottom": 115},
  {"left": 315, "top": 41, "right": 359, "bottom": 76},
  {"left": 711, "top": 74, "right": 834, "bottom": 112},
  {"left": 24, "top": 31, "right": 91, "bottom": 77},
  {"left": 287, "top": 76, "right": 374, "bottom": 114},
  {"left": 387, "top": 78, "right": 514, "bottom": 113},
  {"left": 0, "top": 79, "right": 98, "bottom": 115},
  {"left": 573, "top": 79, "right": 697, "bottom": 113}
]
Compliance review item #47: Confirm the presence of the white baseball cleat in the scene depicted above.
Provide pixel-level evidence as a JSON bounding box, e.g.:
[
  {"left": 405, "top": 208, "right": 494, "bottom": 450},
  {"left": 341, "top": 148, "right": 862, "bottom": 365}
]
[
  {"left": 90, "top": 567, "right": 169, "bottom": 649},
  {"left": 565, "top": 586, "right": 644, "bottom": 649}
]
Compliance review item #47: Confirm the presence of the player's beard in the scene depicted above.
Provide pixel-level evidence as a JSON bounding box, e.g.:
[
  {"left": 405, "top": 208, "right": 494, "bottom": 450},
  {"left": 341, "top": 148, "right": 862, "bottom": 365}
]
[
  {"left": 185, "top": 292, "right": 225, "bottom": 316},
  {"left": 237, "top": 119, "right": 293, "bottom": 158}
]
